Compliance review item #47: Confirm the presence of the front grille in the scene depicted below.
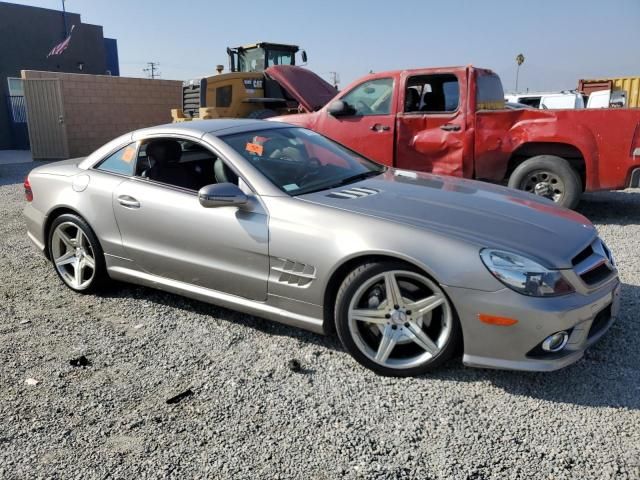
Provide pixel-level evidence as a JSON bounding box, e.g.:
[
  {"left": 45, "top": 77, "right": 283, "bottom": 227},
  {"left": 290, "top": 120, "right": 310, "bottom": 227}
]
[
  {"left": 588, "top": 304, "right": 612, "bottom": 339},
  {"left": 581, "top": 264, "right": 613, "bottom": 285},
  {"left": 572, "top": 245, "right": 593, "bottom": 266},
  {"left": 571, "top": 238, "right": 615, "bottom": 287},
  {"left": 182, "top": 78, "right": 206, "bottom": 118}
]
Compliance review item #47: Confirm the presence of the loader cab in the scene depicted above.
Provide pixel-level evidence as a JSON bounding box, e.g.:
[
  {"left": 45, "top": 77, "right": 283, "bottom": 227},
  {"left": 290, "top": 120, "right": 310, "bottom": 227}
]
[{"left": 227, "top": 42, "right": 307, "bottom": 73}]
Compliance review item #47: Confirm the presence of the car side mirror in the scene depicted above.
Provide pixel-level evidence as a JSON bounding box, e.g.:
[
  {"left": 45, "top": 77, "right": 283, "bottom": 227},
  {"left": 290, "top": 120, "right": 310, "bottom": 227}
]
[
  {"left": 301, "top": 50, "right": 308, "bottom": 63},
  {"left": 198, "top": 183, "right": 248, "bottom": 208},
  {"left": 327, "top": 100, "right": 352, "bottom": 117}
]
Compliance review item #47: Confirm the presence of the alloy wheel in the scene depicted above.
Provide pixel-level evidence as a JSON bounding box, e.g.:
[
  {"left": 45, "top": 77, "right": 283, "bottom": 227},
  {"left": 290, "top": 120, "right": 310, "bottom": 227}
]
[
  {"left": 51, "top": 221, "right": 97, "bottom": 290},
  {"left": 347, "top": 270, "right": 453, "bottom": 369}
]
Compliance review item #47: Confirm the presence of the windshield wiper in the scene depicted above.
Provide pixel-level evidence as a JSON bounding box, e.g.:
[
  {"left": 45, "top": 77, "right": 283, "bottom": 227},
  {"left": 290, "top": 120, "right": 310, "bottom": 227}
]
[
  {"left": 293, "top": 169, "right": 385, "bottom": 196},
  {"left": 329, "top": 170, "right": 384, "bottom": 189}
]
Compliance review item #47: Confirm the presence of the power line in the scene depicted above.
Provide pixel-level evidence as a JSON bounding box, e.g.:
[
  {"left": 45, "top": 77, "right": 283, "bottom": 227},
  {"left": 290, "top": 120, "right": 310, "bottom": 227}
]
[{"left": 143, "top": 62, "right": 161, "bottom": 79}]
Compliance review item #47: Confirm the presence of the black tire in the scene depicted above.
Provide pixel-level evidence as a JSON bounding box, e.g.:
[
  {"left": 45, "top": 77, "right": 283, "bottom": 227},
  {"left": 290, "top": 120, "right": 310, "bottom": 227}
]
[
  {"left": 48, "top": 213, "right": 107, "bottom": 293},
  {"left": 334, "top": 261, "right": 461, "bottom": 377},
  {"left": 508, "top": 155, "right": 582, "bottom": 209},
  {"left": 245, "top": 109, "right": 278, "bottom": 119}
]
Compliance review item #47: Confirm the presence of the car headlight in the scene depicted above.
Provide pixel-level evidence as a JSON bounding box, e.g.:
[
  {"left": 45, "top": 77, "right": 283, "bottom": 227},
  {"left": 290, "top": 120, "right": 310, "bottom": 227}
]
[{"left": 480, "top": 249, "right": 574, "bottom": 297}]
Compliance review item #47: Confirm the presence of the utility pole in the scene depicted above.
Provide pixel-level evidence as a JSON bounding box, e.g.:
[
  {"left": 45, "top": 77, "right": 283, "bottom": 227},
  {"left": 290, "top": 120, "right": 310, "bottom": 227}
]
[
  {"left": 515, "top": 53, "right": 525, "bottom": 92},
  {"left": 143, "top": 62, "right": 160, "bottom": 79},
  {"left": 61, "top": 0, "right": 68, "bottom": 38},
  {"left": 329, "top": 71, "right": 340, "bottom": 88}
]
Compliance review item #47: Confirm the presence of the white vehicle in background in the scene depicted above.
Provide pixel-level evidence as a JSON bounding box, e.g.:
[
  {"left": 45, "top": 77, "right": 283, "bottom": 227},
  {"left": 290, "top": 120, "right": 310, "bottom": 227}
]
[
  {"left": 505, "top": 91, "right": 585, "bottom": 109},
  {"left": 586, "top": 89, "right": 627, "bottom": 108}
]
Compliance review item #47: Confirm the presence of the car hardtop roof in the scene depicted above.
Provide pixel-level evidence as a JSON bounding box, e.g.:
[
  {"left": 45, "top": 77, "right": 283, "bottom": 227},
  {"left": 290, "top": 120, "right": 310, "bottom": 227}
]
[{"left": 131, "top": 119, "right": 293, "bottom": 140}]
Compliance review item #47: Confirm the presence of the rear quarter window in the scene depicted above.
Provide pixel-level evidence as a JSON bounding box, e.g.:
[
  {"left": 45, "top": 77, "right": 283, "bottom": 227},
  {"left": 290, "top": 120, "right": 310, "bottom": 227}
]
[{"left": 476, "top": 73, "right": 505, "bottom": 110}]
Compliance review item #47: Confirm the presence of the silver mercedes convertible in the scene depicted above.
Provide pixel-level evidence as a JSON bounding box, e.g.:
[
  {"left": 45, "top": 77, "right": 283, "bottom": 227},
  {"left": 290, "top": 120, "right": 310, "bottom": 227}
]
[{"left": 23, "top": 120, "right": 620, "bottom": 376}]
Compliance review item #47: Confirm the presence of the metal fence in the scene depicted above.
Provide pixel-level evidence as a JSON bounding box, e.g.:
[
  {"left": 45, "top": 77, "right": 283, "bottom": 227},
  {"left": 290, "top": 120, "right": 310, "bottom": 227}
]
[
  {"left": 5, "top": 95, "right": 30, "bottom": 149},
  {"left": 7, "top": 95, "right": 27, "bottom": 123}
]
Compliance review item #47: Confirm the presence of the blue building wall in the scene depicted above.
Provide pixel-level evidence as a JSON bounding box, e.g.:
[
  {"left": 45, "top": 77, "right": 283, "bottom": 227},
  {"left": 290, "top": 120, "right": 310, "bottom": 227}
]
[{"left": 104, "top": 38, "right": 120, "bottom": 76}]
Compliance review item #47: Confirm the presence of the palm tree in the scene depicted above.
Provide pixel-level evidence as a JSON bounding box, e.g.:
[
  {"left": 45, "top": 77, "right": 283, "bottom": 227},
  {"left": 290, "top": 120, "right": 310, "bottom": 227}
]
[{"left": 515, "top": 53, "right": 525, "bottom": 92}]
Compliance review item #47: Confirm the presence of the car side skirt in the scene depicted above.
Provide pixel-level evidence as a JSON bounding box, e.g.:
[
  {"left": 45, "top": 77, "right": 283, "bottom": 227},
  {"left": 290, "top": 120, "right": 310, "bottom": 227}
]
[{"left": 107, "top": 265, "right": 326, "bottom": 335}]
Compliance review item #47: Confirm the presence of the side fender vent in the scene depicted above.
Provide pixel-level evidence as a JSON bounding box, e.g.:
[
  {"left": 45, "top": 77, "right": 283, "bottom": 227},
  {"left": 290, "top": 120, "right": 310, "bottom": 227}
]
[
  {"left": 272, "top": 258, "right": 316, "bottom": 288},
  {"left": 326, "top": 187, "right": 379, "bottom": 199}
]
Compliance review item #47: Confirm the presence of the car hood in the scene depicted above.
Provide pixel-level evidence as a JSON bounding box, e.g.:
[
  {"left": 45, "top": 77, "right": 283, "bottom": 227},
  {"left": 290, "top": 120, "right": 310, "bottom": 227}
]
[
  {"left": 299, "top": 169, "right": 596, "bottom": 269},
  {"left": 265, "top": 65, "right": 337, "bottom": 113}
]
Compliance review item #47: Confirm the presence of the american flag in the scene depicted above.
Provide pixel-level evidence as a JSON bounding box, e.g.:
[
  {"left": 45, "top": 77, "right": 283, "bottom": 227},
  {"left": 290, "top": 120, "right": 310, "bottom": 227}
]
[{"left": 47, "top": 25, "right": 75, "bottom": 57}]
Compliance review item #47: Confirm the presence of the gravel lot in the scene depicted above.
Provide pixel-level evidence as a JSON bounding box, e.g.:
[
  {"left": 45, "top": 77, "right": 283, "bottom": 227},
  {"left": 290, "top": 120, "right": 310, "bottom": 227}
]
[{"left": 1, "top": 162, "right": 639, "bottom": 479}]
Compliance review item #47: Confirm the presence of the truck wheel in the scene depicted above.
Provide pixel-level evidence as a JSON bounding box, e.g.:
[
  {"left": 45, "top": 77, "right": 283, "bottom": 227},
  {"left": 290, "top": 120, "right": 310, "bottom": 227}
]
[
  {"left": 246, "top": 109, "right": 278, "bottom": 119},
  {"left": 508, "top": 155, "right": 582, "bottom": 209}
]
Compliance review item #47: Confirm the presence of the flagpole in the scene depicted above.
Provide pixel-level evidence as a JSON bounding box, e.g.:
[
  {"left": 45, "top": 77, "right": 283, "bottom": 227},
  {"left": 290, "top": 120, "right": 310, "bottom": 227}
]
[{"left": 61, "top": 0, "right": 68, "bottom": 38}]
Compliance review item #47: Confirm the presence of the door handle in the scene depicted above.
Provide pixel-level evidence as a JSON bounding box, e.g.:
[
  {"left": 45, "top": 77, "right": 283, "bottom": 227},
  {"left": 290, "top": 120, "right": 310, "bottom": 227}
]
[
  {"left": 370, "top": 123, "right": 390, "bottom": 132},
  {"left": 117, "top": 195, "right": 140, "bottom": 209},
  {"left": 440, "top": 123, "right": 461, "bottom": 132}
]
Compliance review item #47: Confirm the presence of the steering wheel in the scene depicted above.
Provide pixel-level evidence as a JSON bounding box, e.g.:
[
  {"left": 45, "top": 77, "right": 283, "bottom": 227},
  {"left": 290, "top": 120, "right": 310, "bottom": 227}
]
[
  {"left": 355, "top": 100, "right": 373, "bottom": 115},
  {"left": 297, "top": 157, "right": 323, "bottom": 186}
]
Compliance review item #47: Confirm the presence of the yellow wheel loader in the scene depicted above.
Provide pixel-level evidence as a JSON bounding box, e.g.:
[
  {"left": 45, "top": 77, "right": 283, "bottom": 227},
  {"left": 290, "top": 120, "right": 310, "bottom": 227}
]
[{"left": 171, "top": 42, "right": 335, "bottom": 122}]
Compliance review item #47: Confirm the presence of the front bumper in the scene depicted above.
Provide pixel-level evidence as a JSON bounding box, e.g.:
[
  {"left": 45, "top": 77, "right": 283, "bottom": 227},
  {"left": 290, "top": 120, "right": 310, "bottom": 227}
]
[{"left": 444, "top": 278, "right": 621, "bottom": 371}]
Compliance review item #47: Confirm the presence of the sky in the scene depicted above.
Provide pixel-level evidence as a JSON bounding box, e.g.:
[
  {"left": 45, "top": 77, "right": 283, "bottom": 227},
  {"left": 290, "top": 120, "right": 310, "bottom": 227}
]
[{"left": 7, "top": 0, "right": 640, "bottom": 92}]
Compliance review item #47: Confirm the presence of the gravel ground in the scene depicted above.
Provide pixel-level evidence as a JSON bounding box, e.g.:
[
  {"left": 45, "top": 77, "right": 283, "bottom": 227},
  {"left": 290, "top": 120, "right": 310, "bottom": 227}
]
[{"left": 1, "top": 162, "right": 639, "bottom": 480}]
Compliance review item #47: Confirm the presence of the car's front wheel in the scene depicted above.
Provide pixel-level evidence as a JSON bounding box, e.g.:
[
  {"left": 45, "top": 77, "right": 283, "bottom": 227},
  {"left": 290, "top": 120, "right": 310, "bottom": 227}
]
[
  {"left": 335, "top": 261, "right": 460, "bottom": 376},
  {"left": 48, "top": 213, "right": 106, "bottom": 293}
]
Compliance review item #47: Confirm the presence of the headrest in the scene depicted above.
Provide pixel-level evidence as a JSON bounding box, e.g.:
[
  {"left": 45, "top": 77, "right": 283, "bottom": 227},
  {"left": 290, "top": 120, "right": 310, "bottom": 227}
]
[
  {"left": 405, "top": 89, "right": 420, "bottom": 109},
  {"left": 146, "top": 139, "right": 182, "bottom": 165}
]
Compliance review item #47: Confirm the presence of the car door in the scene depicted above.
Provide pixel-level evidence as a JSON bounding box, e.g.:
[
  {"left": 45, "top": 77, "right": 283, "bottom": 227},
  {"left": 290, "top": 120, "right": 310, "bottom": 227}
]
[
  {"left": 395, "top": 71, "right": 470, "bottom": 178},
  {"left": 112, "top": 136, "right": 269, "bottom": 301},
  {"left": 313, "top": 76, "right": 396, "bottom": 165}
]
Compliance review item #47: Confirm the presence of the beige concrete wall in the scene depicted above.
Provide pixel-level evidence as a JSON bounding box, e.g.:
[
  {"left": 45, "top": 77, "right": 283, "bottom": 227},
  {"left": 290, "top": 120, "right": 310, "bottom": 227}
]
[{"left": 22, "top": 70, "right": 181, "bottom": 157}]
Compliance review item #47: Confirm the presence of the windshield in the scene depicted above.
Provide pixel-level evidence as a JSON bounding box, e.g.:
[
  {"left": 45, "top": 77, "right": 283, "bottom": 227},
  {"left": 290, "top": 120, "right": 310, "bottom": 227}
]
[
  {"left": 220, "top": 127, "right": 386, "bottom": 195},
  {"left": 266, "top": 49, "right": 295, "bottom": 67},
  {"left": 238, "top": 48, "right": 265, "bottom": 72}
]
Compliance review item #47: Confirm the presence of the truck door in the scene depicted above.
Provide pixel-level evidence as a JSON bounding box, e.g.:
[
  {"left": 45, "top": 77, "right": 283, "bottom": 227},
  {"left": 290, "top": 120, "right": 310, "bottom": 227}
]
[
  {"left": 313, "top": 76, "right": 396, "bottom": 166},
  {"left": 395, "top": 71, "right": 470, "bottom": 178}
]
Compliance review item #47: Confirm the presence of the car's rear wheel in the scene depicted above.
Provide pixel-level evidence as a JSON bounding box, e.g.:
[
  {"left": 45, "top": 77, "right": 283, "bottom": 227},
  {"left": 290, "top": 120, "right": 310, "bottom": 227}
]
[
  {"left": 48, "top": 214, "right": 106, "bottom": 293},
  {"left": 508, "top": 155, "right": 582, "bottom": 209},
  {"left": 335, "top": 261, "right": 460, "bottom": 376}
]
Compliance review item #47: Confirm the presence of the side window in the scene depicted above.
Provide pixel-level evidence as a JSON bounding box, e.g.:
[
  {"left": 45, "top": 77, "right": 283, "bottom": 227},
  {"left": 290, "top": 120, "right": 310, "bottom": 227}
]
[
  {"left": 134, "top": 137, "right": 235, "bottom": 192},
  {"left": 405, "top": 74, "right": 460, "bottom": 113},
  {"left": 216, "top": 85, "right": 232, "bottom": 108},
  {"left": 341, "top": 78, "right": 394, "bottom": 116},
  {"left": 476, "top": 73, "right": 506, "bottom": 110},
  {"left": 96, "top": 143, "right": 137, "bottom": 176}
]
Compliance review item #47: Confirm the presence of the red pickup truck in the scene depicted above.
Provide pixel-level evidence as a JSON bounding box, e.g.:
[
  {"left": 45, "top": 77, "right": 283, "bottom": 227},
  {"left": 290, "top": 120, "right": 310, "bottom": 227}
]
[{"left": 269, "top": 65, "right": 640, "bottom": 208}]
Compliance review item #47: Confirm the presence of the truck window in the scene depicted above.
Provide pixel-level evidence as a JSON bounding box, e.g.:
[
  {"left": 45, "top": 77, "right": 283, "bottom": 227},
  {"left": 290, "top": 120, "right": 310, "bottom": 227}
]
[
  {"left": 341, "top": 78, "right": 394, "bottom": 116},
  {"left": 266, "top": 49, "right": 294, "bottom": 67},
  {"left": 404, "top": 74, "right": 459, "bottom": 113},
  {"left": 517, "top": 96, "right": 541, "bottom": 108},
  {"left": 476, "top": 73, "right": 506, "bottom": 110},
  {"left": 238, "top": 48, "right": 265, "bottom": 72}
]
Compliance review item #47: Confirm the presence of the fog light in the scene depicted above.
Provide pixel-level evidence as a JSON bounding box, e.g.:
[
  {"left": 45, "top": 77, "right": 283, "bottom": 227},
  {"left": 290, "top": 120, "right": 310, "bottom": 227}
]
[{"left": 541, "top": 331, "right": 569, "bottom": 352}]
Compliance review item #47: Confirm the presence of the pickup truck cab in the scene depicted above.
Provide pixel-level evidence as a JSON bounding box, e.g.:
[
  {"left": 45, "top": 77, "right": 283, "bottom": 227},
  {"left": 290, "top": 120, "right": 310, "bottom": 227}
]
[{"left": 270, "top": 66, "right": 640, "bottom": 208}]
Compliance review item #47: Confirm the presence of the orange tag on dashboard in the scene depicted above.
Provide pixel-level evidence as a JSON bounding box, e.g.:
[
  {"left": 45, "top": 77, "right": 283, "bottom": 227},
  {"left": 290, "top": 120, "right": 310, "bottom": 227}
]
[
  {"left": 245, "top": 142, "right": 264, "bottom": 155},
  {"left": 122, "top": 146, "right": 136, "bottom": 163}
]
